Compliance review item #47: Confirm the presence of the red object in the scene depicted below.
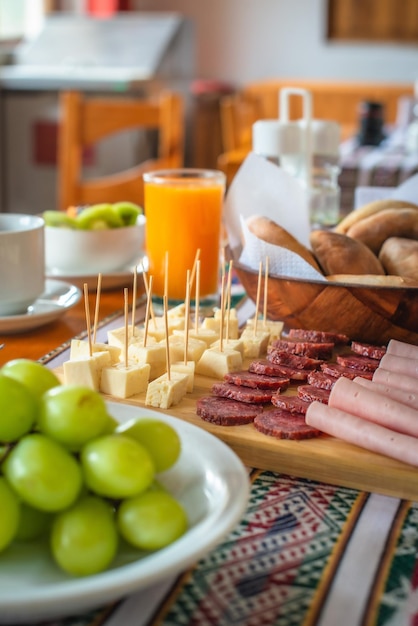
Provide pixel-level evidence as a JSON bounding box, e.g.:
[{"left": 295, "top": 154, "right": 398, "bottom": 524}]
[{"left": 86, "top": 0, "right": 128, "bottom": 17}]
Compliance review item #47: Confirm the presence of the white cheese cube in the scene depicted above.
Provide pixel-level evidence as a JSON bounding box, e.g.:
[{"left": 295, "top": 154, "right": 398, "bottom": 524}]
[
  {"left": 210, "top": 338, "right": 245, "bottom": 358},
  {"left": 240, "top": 328, "right": 271, "bottom": 358},
  {"left": 107, "top": 326, "right": 156, "bottom": 349},
  {"left": 202, "top": 313, "right": 239, "bottom": 339},
  {"left": 146, "top": 316, "right": 185, "bottom": 342},
  {"left": 173, "top": 328, "right": 217, "bottom": 348},
  {"left": 63, "top": 351, "right": 111, "bottom": 390},
  {"left": 100, "top": 361, "right": 150, "bottom": 398},
  {"left": 170, "top": 360, "right": 195, "bottom": 392},
  {"left": 145, "top": 372, "right": 188, "bottom": 409},
  {"left": 70, "top": 339, "right": 121, "bottom": 364},
  {"left": 166, "top": 335, "right": 206, "bottom": 363},
  {"left": 245, "top": 318, "right": 284, "bottom": 342},
  {"left": 128, "top": 343, "right": 167, "bottom": 380},
  {"left": 196, "top": 347, "right": 242, "bottom": 378},
  {"left": 167, "top": 302, "right": 186, "bottom": 318}
]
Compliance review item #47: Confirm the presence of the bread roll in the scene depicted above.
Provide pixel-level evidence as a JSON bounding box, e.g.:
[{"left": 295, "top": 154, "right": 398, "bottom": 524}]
[
  {"left": 326, "top": 274, "right": 418, "bottom": 287},
  {"left": 310, "top": 229, "right": 385, "bottom": 276},
  {"left": 335, "top": 199, "right": 418, "bottom": 234},
  {"left": 246, "top": 215, "right": 321, "bottom": 271},
  {"left": 379, "top": 237, "right": 418, "bottom": 281},
  {"left": 346, "top": 208, "right": 418, "bottom": 254}
]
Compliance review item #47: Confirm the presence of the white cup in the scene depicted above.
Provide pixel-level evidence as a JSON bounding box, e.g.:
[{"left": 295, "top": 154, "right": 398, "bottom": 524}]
[{"left": 0, "top": 214, "right": 45, "bottom": 316}]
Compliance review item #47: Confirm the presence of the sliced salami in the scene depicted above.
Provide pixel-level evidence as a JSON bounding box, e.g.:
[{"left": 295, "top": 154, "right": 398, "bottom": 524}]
[
  {"left": 307, "top": 370, "right": 338, "bottom": 390},
  {"left": 271, "top": 339, "right": 334, "bottom": 360},
  {"left": 267, "top": 349, "right": 323, "bottom": 370},
  {"left": 249, "top": 359, "right": 309, "bottom": 381},
  {"left": 271, "top": 394, "right": 310, "bottom": 415},
  {"left": 351, "top": 341, "right": 387, "bottom": 360},
  {"left": 254, "top": 409, "right": 321, "bottom": 440},
  {"left": 288, "top": 328, "right": 349, "bottom": 345},
  {"left": 224, "top": 370, "right": 290, "bottom": 391},
  {"left": 336, "top": 353, "right": 380, "bottom": 372},
  {"left": 211, "top": 382, "right": 274, "bottom": 403},
  {"left": 321, "top": 362, "right": 374, "bottom": 381},
  {"left": 298, "top": 385, "right": 331, "bottom": 404},
  {"left": 196, "top": 396, "right": 262, "bottom": 425}
]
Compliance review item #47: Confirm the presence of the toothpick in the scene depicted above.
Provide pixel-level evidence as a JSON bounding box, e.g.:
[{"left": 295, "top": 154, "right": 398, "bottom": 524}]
[
  {"left": 194, "top": 259, "right": 201, "bottom": 333},
  {"left": 226, "top": 260, "right": 233, "bottom": 341},
  {"left": 164, "top": 294, "right": 171, "bottom": 381},
  {"left": 253, "top": 261, "right": 263, "bottom": 337},
  {"left": 92, "top": 273, "right": 102, "bottom": 344},
  {"left": 189, "top": 248, "right": 201, "bottom": 291},
  {"left": 263, "top": 256, "right": 269, "bottom": 326},
  {"left": 140, "top": 260, "right": 156, "bottom": 326},
  {"left": 219, "top": 268, "right": 226, "bottom": 352},
  {"left": 131, "top": 265, "right": 138, "bottom": 335},
  {"left": 143, "top": 275, "right": 153, "bottom": 348},
  {"left": 123, "top": 287, "right": 129, "bottom": 368},
  {"left": 184, "top": 270, "right": 191, "bottom": 365},
  {"left": 164, "top": 251, "right": 169, "bottom": 303},
  {"left": 83, "top": 283, "right": 92, "bottom": 357}
]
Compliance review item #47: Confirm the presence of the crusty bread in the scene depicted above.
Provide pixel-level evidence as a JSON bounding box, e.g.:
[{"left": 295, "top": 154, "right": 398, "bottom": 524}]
[
  {"left": 335, "top": 199, "right": 418, "bottom": 234},
  {"left": 346, "top": 208, "right": 418, "bottom": 254},
  {"left": 310, "top": 229, "right": 385, "bottom": 276},
  {"left": 379, "top": 237, "right": 418, "bottom": 281},
  {"left": 326, "top": 274, "right": 418, "bottom": 287},
  {"left": 246, "top": 215, "right": 321, "bottom": 271}
]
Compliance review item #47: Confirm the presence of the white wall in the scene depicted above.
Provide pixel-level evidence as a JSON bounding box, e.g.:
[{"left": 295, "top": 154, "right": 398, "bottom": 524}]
[{"left": 132, "top": 0, "right": 418, "bottom": 87}]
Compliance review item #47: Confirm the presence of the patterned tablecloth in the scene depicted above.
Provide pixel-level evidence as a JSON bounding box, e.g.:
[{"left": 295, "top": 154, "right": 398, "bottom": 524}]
[{"left": 7, "top": 309, "right": 418, "bottom": 626}]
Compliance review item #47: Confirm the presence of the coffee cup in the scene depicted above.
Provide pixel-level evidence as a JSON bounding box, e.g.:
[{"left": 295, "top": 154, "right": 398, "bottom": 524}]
[{"left": 0, "top": 214, "right": 45, "bottom": 316}]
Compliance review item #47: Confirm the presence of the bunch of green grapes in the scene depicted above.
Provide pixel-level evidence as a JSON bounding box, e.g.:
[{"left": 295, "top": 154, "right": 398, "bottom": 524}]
[{"left": 0, "top": 359, "right": 186, "bottom": 577}]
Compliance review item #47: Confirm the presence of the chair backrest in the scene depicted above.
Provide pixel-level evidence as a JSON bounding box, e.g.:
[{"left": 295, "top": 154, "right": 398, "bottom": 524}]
[{"left": 58, "top": 90, "right": 184, "bottom": 211}]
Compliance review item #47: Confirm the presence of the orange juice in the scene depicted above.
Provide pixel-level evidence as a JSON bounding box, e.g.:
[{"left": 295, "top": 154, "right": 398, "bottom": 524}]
[{"left": 144, "top": 170, "right": 226, "bottom": 301}]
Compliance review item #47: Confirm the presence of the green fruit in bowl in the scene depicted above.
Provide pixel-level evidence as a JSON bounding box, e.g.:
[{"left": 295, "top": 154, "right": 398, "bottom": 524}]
[
  {"left": 75, "top": 204, "right": 124, "bottom": 229},
  {"left": 42, "top": 202, "right": 143, "bottom": 230},
  {"left": 113, "top": 201, "right": 143, "bottom": 226},
  {"left": 42, "top": 211, "right": 79, "bottom": 229}
]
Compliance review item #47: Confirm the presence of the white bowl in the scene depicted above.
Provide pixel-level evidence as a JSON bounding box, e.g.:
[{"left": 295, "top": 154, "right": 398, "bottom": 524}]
[{"left": 45, "top": 215, "right": 145, "bottom": 275}]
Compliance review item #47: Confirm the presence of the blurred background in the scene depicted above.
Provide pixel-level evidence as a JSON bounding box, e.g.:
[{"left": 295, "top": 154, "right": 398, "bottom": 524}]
[{"left": 0, "top": 0, "right": 417, "bottom": 215}]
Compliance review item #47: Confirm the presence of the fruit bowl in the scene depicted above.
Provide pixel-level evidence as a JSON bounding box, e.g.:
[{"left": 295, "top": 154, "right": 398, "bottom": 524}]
[
  {"left": 234, "top": 261, "right": 418, "bottom": 345},
  {"left": 44, "top": 206, "right": 145, "bottom": 275}
]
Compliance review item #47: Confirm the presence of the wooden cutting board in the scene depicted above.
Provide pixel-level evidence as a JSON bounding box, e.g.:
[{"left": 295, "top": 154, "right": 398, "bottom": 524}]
[{"left": 82, "top": 364, "right": 418, "bottom": 503}]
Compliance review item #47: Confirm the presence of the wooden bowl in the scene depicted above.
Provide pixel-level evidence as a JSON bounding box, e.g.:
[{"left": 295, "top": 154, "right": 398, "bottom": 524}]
[{"left": 234, "top": 262, "right": 418, "bottom": 345}]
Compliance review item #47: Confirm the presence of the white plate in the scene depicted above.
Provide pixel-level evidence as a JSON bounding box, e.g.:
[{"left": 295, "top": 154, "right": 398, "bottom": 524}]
[
  {"left": 0, "top": 402, "right": 250, "bottom": 624},
  {"left": 0, "top": 280, "right": 81, "bottom": 335},
  {"left": 46, "top": 258, "right": 146, "bottom": 291}
]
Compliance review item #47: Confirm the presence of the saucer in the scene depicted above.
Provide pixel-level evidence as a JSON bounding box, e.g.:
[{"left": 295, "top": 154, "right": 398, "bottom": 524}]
[
  {"left": 0, "top": 280, "right": 81, "bottom": 335},
  {"left": 45, "top": 259, "right": 146, "bottom": 291}
]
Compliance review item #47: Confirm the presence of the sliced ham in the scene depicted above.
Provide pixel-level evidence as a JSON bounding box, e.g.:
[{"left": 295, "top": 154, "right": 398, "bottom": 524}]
[
  {"left": 387, "top": 339, "right": 418, "bottom": 360},
  {"left": 305, "top": 401, "right": 418, "bottom": 467},
  {"left": 328, "top": 376, "right": 418, "bottom": 438},
  {"left": 353, "top": 376, "right": 418, "bottom": 411},
  {"left": 379, "top": 353, "right": 418, "bottom": 379},
  {"left": 373, "top": 368, "right": 418, "bottom": 394}
]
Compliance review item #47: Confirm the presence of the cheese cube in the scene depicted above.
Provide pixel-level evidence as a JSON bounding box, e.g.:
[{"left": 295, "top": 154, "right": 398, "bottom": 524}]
[
  {"left": 173, "top": 328, "right": 217, "bottom": 348},
  {"left": 107, "top": 326, "right": 156, "bottom": 349},
  {"left": 63, "top": 351, "right": 111, "bottom": 390},
  {"left": 246, "top": 318, "right": 284, "bottom": 342},
  {"left": 145, "top": 372, "right": 188, "bottom": 409},
  {"left": 210, "top": 338, "right": 245, "bottom": 358},
  {"left": 196, "top": 347, "right": 242, "bottom": 378},
  {"left": 128, "top": 343, "right": 167, "bottom": 380},
  {"left": 167, "top": 302, "right": 186, "bottom": 318},
  {"left": 146, "top": 316, "right": 185, "bottom": 342},
  {"left": 69, "top": 339, "right": 121, "bottom": 364},
  {"left": 166, "top": 335, "right": 206, "bottom": 362},
  {"left": 100, "top": 361, "right": 150, "bottom": 398},
  {"left": 202, "top": 310, "right": 239, "bottom": 339},
  {"left": 240, "top": 328, "right": 271, "bottom": 358},
  {"left": 171, "top": 360, "right": 195, "bottom": 392}
]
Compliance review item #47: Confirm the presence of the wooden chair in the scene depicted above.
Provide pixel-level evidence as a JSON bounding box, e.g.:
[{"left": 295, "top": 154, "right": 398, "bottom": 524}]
[{"left": 58, "top": 90, "right": 184, "bottom": 211}]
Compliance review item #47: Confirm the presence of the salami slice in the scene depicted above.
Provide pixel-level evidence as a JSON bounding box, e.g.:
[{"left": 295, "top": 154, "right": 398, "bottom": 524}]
[
  {"left": 254, "top": 409, "right": 321, "bottom": 440},
  {"left": 271, "top": 339, "right": 334, "bottom": 359},
  {"left": 321, "top": 362, "right": 374, "bottom": 381},
  {"left": 267, "top": 349, "right": 323, "bottom": 370},
  {"left": 288, "top": 328, "right": 349, "bottom": 345},
  {"left": 271, "top": 394, "right": 310, "bottom": 415},
  {"left": 196, "top": 396, "right": 262, "bottom": 425},
  {"left": 224, "top": 370, "right": 290, "bottom": 391},
  {"left": 298, "top": 385, "right": 331, "bottom": 404},
  {"left": 336, "top": 353, "right": 380, "bottom": 372},
  {"left": 351, "top": 341, "right": 386, "bottom": 360},
  {"left": 211, "top": 382, "right": 274, "bottom": 403},
  {"left": 249, "top": 360, "right": 309, "bottom": 381},
  {"left": 307, "top": 370, "right": 337, "bottom": 390}
]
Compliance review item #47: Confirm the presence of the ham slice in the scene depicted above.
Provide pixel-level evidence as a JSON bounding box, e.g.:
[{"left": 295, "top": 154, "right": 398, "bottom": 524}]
[
  {"left": 379, "top": 353, "right": 418, "bottom": 379},
  {"left": 328, "top": 376, "right": 418, "bottom": 438},
  {"left": 305, "top": 401, "right": 418, "bottom": 467},
  {"left": 373, "top": 368, "right": 418, "bottom": 393},
  {"left": 387, "top": 339, "right": 418, "bottom": 360},
  {"left": 353, "top": 376, "right": 418, "bottom": 411}
]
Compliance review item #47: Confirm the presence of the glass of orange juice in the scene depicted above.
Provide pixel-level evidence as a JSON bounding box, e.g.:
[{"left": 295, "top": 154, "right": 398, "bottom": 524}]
[{"left": 143, "top": 169, "right": 226, "bottom": 304}]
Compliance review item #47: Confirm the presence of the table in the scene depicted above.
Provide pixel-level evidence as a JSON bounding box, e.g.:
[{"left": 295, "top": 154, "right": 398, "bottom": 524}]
[{"left": 1, "top": 286, "right": 418, "bottom": 626}]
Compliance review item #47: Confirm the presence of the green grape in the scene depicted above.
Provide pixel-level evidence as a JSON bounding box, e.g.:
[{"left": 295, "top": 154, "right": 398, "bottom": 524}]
[
  {"left": 76, "top": 204, "right": 124, "bottom": 230},
  {"left": 3, "top": 433, "right": 83, "bottom": 512},
  {"left": 38, "top": 385, "right": 110, "bottom": 451},
  {"left": 15, "top": 502, "right": 51, "bottom": 541},
  {"left": 0, "top": 477, "right": 20, "bottom": 552},
  {"left": 0, "top": 374, "right": 38, "bottom": 442},
  {"left": 80, "top": 434, "right": 155, "bottom": 499},
  {"left": 102, "top": 414, "right": 119, "bottom": 434},
  {"left": 42, "top": 210, "right": 79, "bottom": 229},
  {"left": 51, "top": 495, "right": 118, "bottom": 576},
  {"left": 117, "top": 417, "right": 181, "bottom": 473},
  {"left": 1, "top": 359, "right": 60, "bottom": 401},
  {"left": 112, "top": 201, "right": 142, "bottom": 226},
  {"left": 117, "top": 490, "right": 188, "bottom": 551}
]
